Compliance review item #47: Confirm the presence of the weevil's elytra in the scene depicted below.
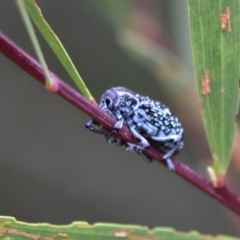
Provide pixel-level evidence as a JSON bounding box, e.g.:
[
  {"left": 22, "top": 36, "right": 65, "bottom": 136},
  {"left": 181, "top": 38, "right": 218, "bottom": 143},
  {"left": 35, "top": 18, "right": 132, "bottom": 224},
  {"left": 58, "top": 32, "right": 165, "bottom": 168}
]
[{"left": 86, "top": 87, "right": 184, "bottom": 171}]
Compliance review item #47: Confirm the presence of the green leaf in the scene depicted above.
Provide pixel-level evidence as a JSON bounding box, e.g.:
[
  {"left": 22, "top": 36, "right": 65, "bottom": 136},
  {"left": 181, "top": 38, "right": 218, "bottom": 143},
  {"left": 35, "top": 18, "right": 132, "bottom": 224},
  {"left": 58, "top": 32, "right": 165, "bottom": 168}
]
[
  {"left": 188, "top": 0, "right": 240, "bottom": 177},
  {"left": 0, "top": 216, "right": 238, "bottom": 240},
  {"left": 15, "top": 0, "right": 55, "bottom": 91},
  {"left": 23, "top": 0, "right": 93, "bottom": 101}
]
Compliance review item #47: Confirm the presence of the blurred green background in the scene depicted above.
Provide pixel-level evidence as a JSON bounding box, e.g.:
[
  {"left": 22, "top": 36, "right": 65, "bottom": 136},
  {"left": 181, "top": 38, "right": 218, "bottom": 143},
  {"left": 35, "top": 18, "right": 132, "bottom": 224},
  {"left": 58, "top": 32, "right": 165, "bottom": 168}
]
[{"left": 0, "top": 0, "right": 239, "bottom": 237}]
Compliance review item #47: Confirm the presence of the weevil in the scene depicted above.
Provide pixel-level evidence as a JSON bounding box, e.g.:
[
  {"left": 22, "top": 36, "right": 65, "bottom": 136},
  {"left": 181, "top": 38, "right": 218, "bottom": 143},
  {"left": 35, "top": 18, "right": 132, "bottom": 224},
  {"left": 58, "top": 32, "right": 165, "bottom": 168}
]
[{"left": 86, "top": 87, "right": 184, "bottom": 171}]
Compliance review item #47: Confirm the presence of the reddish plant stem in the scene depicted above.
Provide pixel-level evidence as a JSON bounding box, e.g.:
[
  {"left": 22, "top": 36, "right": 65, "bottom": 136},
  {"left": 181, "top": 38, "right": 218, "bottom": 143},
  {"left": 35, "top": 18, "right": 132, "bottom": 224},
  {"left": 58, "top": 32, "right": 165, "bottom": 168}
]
[{"left": 0, "top": 31, "right": 240, "bottom": 216}]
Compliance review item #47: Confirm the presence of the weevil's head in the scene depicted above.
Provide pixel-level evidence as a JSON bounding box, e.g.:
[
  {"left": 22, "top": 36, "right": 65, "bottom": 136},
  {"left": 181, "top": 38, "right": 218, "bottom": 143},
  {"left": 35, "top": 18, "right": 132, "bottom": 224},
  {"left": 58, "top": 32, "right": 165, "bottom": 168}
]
[{"left": 99, "top": 87, "right": 140, "bottom": 119}]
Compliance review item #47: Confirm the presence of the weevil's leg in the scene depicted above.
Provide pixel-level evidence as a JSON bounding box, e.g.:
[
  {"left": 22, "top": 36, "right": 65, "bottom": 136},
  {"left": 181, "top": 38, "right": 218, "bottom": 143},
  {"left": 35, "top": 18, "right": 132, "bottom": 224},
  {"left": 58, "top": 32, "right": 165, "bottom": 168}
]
[
  {"left": 106, "top": 136, "right": 118, "bottom": 144},
  {"left": 162, "top": 142, "right": 184, "bottom": 171},
  {"left": 125, "top": 142, "right": 153, "bottom": 163},
  {"left": 165, "top": 158, "right": 175, "bottom": 171},
  {"left": 85, "top": 120, "right": 109, "bottom": 136},
  {"left": 124, "top": 142, "right": 136, "bottom": 152},
  {"left": 106, "top": 136, "right": 124, "bottom": 146},
  {"left": 162, "top": 140, "right": 183, "bottom": 160},
  {"left": 107, "top": 118, "right": 124, "bottom": 139},
  {"left": 113, "top": 118, "right": 124, "bottom": 132},
  {"left": 162, "top": 145, "right": 178, "bottom": 160},
  {"left": 126, "top": 141, "right": 174, "bottom": 168},
  {"left": 85, "top": 119, "right": 96, "bottom": 130},
  {"left": 129, "top": 125, "right": 150, "bottom": 149},
  {"left": 150, "top": 134, "right": 182, "bottom": 143}
]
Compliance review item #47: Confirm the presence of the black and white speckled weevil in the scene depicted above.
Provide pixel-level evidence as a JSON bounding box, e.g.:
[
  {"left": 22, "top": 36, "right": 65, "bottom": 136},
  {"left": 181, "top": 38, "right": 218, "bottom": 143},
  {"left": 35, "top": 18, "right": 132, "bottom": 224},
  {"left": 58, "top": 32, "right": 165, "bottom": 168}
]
[{"left": 86, "top": 87, "right": 184, "bottom": 171}]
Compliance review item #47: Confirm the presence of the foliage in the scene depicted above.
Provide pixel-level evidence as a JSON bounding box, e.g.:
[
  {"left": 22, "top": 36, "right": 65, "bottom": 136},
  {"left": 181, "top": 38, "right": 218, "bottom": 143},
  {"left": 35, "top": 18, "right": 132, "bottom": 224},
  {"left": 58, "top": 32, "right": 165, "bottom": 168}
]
[
  {"left": 188, "top": 0, "right": 240, "bottom": 178},
  {"left": 0, "top": 216, "right": 238, "bottom": 240}
]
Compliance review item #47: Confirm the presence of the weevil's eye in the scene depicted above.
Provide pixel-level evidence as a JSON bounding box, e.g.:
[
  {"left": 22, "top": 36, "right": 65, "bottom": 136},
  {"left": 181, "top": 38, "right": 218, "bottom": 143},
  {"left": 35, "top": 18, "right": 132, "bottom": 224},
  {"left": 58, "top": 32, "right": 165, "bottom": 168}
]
[{"left": 105, "top": 97, "right": 111, "bottom": 106}]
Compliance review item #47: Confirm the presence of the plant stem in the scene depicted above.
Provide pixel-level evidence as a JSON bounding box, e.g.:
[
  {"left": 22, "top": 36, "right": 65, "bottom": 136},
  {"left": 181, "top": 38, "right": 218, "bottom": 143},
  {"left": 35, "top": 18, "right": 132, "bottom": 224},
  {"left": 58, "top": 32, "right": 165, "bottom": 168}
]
[{"left": 0, "top": 31, "right": 240, "bottom": 216}]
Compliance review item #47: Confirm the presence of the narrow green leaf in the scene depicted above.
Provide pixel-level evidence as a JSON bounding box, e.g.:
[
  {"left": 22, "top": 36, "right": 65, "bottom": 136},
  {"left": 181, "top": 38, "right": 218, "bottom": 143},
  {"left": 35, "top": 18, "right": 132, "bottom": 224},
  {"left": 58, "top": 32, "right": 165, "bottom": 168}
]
[
  {"left": 188, "top": 0, "right": 240, "bottom": 177},
  {"left": 15, "top": 0, "right": 55, "bottom": 91},
  {"left": 0, "top": 216, "right": 238, "bottom": 240},
  {"left": 23, "top": 0, "right": 94, "bottom": 101}
]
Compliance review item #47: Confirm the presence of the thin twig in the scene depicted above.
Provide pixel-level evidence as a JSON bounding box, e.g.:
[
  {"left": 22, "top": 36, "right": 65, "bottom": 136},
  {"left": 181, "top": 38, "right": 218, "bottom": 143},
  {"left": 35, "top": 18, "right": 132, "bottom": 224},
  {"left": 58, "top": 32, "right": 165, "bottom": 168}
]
[{"left": 0, "top": 31, "right": 240, "bottom": 216}]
